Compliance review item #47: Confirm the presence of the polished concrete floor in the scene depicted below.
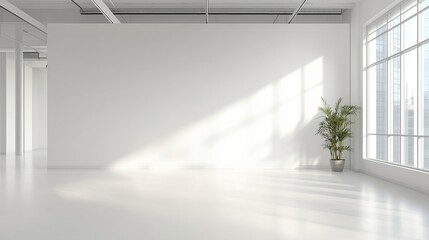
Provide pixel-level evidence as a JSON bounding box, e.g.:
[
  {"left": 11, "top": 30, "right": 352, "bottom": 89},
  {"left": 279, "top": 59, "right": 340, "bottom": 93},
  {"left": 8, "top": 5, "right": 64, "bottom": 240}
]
[{"left": 1, "top": 153, "right": 429, "bottom": 240}]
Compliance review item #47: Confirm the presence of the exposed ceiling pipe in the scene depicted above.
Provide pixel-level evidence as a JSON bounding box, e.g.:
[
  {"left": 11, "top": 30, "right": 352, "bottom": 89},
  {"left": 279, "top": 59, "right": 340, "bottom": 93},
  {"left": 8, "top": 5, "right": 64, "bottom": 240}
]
[
  {"left": 205, "top": 0, "right": 209, "bottom": 24},
  {"left": 70, "top": 0, "right": 83, "bottom": 10},
  {"left": 107, "top": 0, "right": 117, "bottom": 8},
  {"left": 106, "top": 0, "right": 127, "bottom": 23},
  {"left": 0, "top": 0, "right": 47, "bottom": 33},
  {"left": 288, "top": 0, "right": 307, "bottom": 24},
  {"left": 79, "top": 9, "right": 342, "bottom": 16},
  {"left": 91, "top": 0, "right": 121, "bottom": 24}
]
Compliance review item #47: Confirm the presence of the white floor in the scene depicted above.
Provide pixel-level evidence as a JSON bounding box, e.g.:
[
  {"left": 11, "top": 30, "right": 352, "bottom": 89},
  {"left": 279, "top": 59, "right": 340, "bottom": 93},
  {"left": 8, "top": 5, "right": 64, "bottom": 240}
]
[{"left": 1, "top": 152, "right": 429, "bottom": 240}]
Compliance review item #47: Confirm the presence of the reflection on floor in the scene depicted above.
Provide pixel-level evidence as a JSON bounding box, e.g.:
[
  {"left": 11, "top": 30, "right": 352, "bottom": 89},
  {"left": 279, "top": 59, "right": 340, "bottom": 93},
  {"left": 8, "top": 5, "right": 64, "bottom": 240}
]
[{"left": 1, "top": 153, "right": 429, "bottom": 240}]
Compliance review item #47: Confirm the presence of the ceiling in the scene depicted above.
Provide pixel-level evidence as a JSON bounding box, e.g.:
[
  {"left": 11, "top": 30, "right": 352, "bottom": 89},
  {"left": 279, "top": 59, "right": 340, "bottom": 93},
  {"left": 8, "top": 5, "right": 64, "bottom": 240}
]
[
  {"left": 2, "top": 0, "right": 361, "bottom": 25},
  {"left": 1, "top": 0, "right": 361, "bottom": 56},
  {"left": 0, "top": 5, "right": 47, "bottom": 56},
  {"left": 0, "top": 0, "right": 361, "bottom": 26},
  {"left": 8, "top": 0, "right": 362, "bottom": 10}
]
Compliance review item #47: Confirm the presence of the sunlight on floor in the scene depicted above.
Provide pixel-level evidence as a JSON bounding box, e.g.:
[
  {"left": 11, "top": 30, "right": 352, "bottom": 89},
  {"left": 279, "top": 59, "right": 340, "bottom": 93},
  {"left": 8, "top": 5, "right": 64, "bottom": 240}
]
[{"left": 1, "top": 156, "right": 428, "bottom": 240}]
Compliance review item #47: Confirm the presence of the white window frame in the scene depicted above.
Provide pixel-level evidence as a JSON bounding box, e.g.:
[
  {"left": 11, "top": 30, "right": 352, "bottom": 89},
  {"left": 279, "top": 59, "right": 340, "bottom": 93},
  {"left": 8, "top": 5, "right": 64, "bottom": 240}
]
[{"left": 364, "top": 0, "right": 429, "bottom": 172}]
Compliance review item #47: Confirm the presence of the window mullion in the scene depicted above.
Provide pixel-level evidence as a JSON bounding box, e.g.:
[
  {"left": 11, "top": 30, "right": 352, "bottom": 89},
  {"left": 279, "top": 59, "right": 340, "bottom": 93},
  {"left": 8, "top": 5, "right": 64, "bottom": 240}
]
[
  {"left": 366, "top": 26, "right": 370, "bottom": 160},
  {"left": 417, "top": 7, "right": 421, "bottom": 169},
  {"left": 400, "top": 53, "right": 403, "bottom": 164}
]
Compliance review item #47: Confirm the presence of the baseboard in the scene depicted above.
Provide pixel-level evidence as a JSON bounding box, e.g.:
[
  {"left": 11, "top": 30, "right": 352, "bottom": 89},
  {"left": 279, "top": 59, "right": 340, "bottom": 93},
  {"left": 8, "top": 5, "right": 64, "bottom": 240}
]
[{"left": 46, "top": 165, "right": 338, "bottom": 170}]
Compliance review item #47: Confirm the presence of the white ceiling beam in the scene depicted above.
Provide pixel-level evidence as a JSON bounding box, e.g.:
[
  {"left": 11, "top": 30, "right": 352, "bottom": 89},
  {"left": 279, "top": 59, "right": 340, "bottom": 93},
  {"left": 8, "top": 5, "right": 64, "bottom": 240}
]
[
  {"left": 91, "top": 0, "right": 121, "bottom": 24},
  {"left": 0, "top": 0, "right": 47, "bottom": 34},
  {"left": 288, "top": 0, "right": 307, "bottom": 24}
]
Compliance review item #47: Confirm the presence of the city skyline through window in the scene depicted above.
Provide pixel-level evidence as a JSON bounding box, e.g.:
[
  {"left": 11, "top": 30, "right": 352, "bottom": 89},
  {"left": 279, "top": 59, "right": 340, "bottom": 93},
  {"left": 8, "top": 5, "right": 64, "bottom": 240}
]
[{"left": 366, "top": 0, "right": 429, "bottom": 170}]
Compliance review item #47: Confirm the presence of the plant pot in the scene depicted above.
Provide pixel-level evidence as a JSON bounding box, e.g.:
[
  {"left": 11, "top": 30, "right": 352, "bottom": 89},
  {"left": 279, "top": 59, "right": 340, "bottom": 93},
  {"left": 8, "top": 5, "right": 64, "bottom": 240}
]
[{"left": 330, "top": 159, "right": 345, "bottom": 172}]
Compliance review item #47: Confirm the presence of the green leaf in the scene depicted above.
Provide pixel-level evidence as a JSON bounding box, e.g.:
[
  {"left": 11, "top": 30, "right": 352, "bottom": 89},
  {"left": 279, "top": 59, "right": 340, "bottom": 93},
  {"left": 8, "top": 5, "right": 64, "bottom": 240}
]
[{"left": 315, "top": 98, "right": 361, "bottom": 160}]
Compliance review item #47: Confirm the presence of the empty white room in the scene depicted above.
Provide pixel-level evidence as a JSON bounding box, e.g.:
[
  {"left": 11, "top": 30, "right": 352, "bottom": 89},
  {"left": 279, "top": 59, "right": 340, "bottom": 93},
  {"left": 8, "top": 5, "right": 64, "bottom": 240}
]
[{"left": 1, "top": 0, "right": 429, "bottom": 239}]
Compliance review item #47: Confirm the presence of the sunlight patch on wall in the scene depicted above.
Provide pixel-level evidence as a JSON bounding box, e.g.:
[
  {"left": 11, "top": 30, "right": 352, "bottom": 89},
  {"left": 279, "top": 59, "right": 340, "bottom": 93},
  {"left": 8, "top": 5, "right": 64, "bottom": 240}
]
[
  {"left": 277, "top": 69, "right": 303, "bottom": 137},
  {"left": 303, "top": 57, "right": 324, "bottom": 121},
  {"left": 277, "top": 57, "right": 324, "bottom": 138},
  {"left": 110, "top": 57, "right": 325, "bottom": 168}
]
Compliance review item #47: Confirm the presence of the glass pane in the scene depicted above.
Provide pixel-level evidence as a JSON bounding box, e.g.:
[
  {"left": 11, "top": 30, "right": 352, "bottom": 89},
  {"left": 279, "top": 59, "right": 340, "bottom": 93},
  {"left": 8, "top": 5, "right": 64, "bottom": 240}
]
[
  {"left": 403, "top": 16, "right": 418, "bottom": 49},
  {"left": 422, "top": 44, "right": 429, "bottom": 135},
  {"left": 391, "top": 57, "right": 401, "bottom": 134},
  {"left": 402, "top": 0, "right": 418, "bottom": 15},
  {"left": 420, "top": 0, "right": 429, "bottom": 9},
  {"left": 422, "top": 138, "right": 429, "bottom": 169},
  {"left": 389, "top": 25, "right": 401, "bottom": 56},
  {"left": 389, "top": 6, "right": 401, "bottom": 28},
  {"left": 368, "top": 63, "right": 388, "bottom": 135},
  {"left": 368, "top": 16, "right": 387, "bottom": 40},
  {"left": 403, "top": 5, "right": 418, "bottom": 20},
  {"left": 390, "top": 136, "right": 402, "bottom": 164},
  {"left": 368, "top": 135, "right": 388, "bottom": 161},
  {"left": 403, "top": 49, "right": 418, "bottom": 136},
  {"left": 421, "top": 8, "right": 429, "bottom": 41},
  {"left": 402, "top": 137, "right": 417, "bottom": 166},
  {"left": 368, "top": 33, "right": 388, "bottom": 64}
]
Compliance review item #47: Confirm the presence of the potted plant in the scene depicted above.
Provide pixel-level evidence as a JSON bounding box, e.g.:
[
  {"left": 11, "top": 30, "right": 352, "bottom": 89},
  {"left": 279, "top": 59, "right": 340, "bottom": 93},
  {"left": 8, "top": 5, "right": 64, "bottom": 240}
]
[{"left": 316, "top": 98, "right": 360, "bottom": 172}]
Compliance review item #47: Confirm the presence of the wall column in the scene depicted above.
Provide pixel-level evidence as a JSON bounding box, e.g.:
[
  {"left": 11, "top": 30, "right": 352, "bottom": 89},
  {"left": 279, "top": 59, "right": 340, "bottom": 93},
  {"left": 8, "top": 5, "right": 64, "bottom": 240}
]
[
  {"left": 15, "top": 27, "right": 24, "bottom": 155},
  {"left": 0, "top": 53, "right": 6, "bottom": 155}
]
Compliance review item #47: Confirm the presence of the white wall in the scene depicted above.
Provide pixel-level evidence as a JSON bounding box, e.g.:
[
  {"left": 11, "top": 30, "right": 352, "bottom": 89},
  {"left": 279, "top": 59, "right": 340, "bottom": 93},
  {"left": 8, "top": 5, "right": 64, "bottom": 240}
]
[
  {"left": 32, "top": 67, "right": 47, "bottom": 150},
  {"left": 0, "top": 53, "right": 5, "bottom": 154},
  {"left": 48, "top": 24, "right": 350, "bottom": 168}
]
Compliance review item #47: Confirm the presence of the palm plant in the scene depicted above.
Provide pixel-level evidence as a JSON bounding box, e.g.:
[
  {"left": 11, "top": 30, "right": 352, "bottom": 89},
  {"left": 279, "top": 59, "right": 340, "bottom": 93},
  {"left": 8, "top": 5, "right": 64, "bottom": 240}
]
[{"left": 316, "top": 98, "right": 360, "bottom": 160}]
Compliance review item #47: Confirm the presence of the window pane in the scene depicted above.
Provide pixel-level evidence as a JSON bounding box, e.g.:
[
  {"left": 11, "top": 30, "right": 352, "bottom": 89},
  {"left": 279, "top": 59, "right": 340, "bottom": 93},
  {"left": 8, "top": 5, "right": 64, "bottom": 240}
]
[
  {"left": 391, "top": 57, "right": 401, "bottom": 134},
  {"left": 389, "top": 6, "right": 401, "bottom": 28},
  {"left": 389, "top": 26, "right": 401, "bottom": 55},
  {"left": 368, "top": 16, "right": 387, "bottom": 40},
  {"left": 389, "top": 26, "right": 401, "bottom": 56},
  {"left": 402, "top": 137, "right": 417, "bottom": 167},
  {"left": 368, "top": 135, "right": 388, "bottom": 161},
  {"left": 403, "top": 16, "right": 418, "bottom": 49},
  {"left": 390, "top": 136, "right": 402, "bottom": 164},
  {"left": 368, "top": 33, "right": 388, "bottom": 64},
  {"left": 402, "top": 0, "right": 418, "bottom": 15},
  {"left": 403, "top": 49, "right": 417, "bottom": 137},
  {"left": 422, "top": 44, "right": 429, "bottom": 135},
  {"left": 421, "top": 44, "right": 429, "bottom": 170},
  {"left": 421, "top": 8, "right": 429, "bottom": 41},
  {"left": 422, "top": 138, "right": 429, "bottom": 169},
  {"left": 420, "top": 0, "right": 429, "bottom": 9},
  {"left": 403, "top": 5, "right": 418, "bottom": 20},
  {"left": 368, "top": 63, "right": 388, "bottom": 134}
]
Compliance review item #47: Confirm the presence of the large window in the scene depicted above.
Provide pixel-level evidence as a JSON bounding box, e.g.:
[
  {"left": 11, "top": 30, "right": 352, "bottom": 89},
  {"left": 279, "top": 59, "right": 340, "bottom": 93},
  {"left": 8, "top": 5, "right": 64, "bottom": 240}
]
[{"left": 365, "top": 0, "right": 429, "bottom": 170}]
